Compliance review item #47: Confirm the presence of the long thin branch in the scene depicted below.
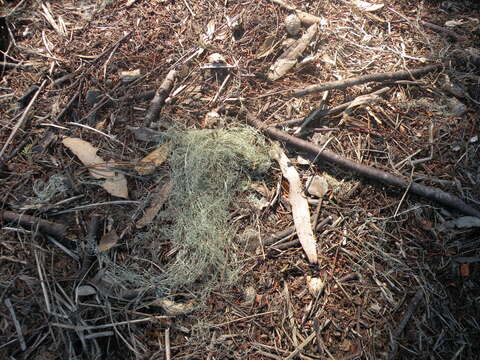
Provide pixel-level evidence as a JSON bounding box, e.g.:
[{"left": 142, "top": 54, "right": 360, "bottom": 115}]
[
  {"left": 246, "top": 113, "right": 480, "bottom": 218},
  {"left": 293, "top": 64, "right": 442, "bottom": 97}
]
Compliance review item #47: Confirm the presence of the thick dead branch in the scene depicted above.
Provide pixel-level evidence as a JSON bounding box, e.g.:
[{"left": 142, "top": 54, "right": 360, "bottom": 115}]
[
  {"left": 144, "top": 69, "right": 177, "bottom": 125},
  {"left": 293, "top": 64, "right": 442, "bottom": 97},
  {"left": 246, "top": 114, "right": 480, "bottom": 218},
  {"left": 0, "top": 210, "right": 68, "bottom": 238}
]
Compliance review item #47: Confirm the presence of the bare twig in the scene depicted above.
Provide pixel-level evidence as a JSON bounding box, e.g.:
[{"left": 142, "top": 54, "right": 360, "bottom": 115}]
[
  {"left": 144, "top": 69, "right": 178, "bottom": 125},
  {"left": 293, "top": 64, "right": 442, "bottom": 97},
  {"left": 0, "top": 79, "right": 46, "bottom": 158},
  {"left": 0, "top": 210, "right": 68, "bottom": 238}
]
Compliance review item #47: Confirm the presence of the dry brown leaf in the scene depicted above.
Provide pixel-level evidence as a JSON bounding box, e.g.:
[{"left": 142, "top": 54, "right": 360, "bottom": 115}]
[
  {"left": 136, "top": 180, "right": 173, "bottom": 228},
  {"left": 98, "top": 229, "right": 119, "bottom": 252},
  {"left": 62, "top": 137, "right": 129, "bottom": 198},
  {"left": 135, "top": 141, "right": 171, "bottom": 176},
  {"left": 272, "top": 144, "right": 317, "bottom": 263}
]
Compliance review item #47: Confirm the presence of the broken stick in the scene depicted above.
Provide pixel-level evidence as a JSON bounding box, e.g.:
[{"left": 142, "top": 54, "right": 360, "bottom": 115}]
[
  {"left": 0, "top": 210, "right": 68, "bottom": 238},
  {"left": 144, "top": 69, "right": 178, "bottom": 126},
  {"left": 246, "top": 113, "right": 480, "bottom": 218},
  {"left": 293, "top": 64, "right": 442, "bottom": 97}
]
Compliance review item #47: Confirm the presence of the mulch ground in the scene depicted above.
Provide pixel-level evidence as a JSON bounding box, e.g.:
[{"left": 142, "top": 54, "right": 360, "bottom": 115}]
[{"left": 1, "top": 0, "right": 480, "bottom": 359}]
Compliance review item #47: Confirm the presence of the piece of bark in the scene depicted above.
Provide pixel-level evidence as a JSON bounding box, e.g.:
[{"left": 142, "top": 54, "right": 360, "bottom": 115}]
[
  {"left": 268, "top": 23, "right": 318, "bottom": 81},
  {"left": 293, "top": 64, "right": 442, "bottom": 97},
  {"left": 246, "top": 113, "right": 480, "bottom": 218},
  {"left": 144, "top": 69, "right": 177, "bottom": 126},
  {"left": 0, "top": 210, "right": 67, "bottom": 238},
  {"left": 272, "top": 144, "right": 318, "bottom": 264}
]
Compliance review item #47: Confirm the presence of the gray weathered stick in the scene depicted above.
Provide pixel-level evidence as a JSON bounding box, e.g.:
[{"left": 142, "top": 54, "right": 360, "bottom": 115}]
[
  {"left": 246, "top": 113, "right": 480, "bottom": 217},
  {"left": 293, "top": 64, "right": 442, "bottom": 97}
]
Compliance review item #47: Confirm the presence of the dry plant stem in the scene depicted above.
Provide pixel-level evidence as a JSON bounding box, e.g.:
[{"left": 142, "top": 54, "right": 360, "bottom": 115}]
[
  {"left": 276, "top": 87, "right": 390, "bottom": 128},
  {"left": 388, "top": 289, "right": 423, "bottom": 360},
  {"left": 0, "top": 79, "right": 46, "bottom": 158},
  {"left": 293, "top": 64, "right": 442, "bottom": 97},
  {"left": 246, "top": 114, "right": 480, "bottom": 217},
  {"left": 144, "top": 69, "right": 177, "bottom": 125},
  {"left": 4, "top": 298, "right": 26, "bottom": 351},
  {"left": 0, "top": 210, "right": 68, "bottom": 238}
]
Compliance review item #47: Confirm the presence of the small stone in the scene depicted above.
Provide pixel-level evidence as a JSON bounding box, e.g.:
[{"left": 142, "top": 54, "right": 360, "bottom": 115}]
[{"left": 285, "top": 13, "right": 301, "bottom": 37}]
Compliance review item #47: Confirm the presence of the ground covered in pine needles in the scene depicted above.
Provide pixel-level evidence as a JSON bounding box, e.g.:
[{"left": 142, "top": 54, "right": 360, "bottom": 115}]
[{"left": 1, "top": 0, "right": 479, "bottom": 359}]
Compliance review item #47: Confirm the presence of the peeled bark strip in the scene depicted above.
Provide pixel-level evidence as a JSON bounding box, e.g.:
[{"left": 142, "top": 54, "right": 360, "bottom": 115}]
[
  {"left": 144, "top": 69, "right": 177, "bottom": 125},
  {"left": 293, "top": 64, "right": 442, "bottom": 97},
  {"left": 272, "top": 144, "right": 318, "bottom": 264},
  {"left": 246, "top": 114, "right": 480, "bottom": 218}
]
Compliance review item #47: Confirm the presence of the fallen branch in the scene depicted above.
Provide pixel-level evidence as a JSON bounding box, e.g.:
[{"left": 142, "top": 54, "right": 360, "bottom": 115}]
[
  {"left": 293, "top": 64, "right": 442, "bottom": 97},
  {"left": 144, "top": 69, "right": 177, "bottom": 126},
  {"left": 246, "top": 113, "right": 480, "bottom": 218},
  {"left": 0, "top": 210, "right": 68, "bottom": 238}
]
